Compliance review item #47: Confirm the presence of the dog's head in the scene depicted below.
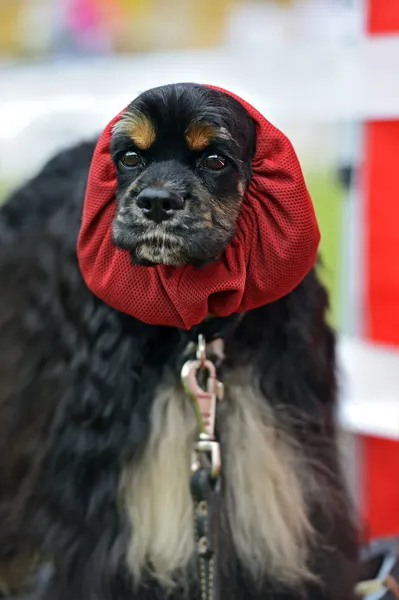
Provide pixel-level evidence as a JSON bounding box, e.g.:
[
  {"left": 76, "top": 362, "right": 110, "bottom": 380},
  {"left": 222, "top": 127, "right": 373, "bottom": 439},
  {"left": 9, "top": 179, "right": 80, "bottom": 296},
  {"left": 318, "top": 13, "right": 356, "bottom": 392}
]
[{"left": 110, "top": 83, "right": 256, "bottom": 267}]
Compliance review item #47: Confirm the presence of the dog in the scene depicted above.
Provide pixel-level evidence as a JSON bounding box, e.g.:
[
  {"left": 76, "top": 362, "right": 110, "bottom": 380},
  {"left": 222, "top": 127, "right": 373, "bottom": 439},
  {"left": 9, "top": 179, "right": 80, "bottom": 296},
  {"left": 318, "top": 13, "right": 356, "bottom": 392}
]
[{"left": 0, "top": 83, "right": 359, "bottom": 600}]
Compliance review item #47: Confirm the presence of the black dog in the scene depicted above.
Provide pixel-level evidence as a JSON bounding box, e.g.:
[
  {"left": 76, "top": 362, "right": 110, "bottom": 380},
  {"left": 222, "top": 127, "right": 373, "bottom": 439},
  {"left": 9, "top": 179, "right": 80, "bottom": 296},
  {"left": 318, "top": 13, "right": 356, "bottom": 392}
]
[{"left": 0, "top": 83, "right": 359, "bottom": 600}]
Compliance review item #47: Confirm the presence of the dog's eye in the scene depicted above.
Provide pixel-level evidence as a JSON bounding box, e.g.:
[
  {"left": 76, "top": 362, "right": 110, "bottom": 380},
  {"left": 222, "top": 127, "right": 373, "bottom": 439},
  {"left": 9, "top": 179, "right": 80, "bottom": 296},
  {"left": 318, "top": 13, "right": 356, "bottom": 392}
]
[
  {"left": 202, "top": 154, "right": 226, "bottom": 170},
  {"left": 120, "top": 151, "right": 142, "bottom": 168}
]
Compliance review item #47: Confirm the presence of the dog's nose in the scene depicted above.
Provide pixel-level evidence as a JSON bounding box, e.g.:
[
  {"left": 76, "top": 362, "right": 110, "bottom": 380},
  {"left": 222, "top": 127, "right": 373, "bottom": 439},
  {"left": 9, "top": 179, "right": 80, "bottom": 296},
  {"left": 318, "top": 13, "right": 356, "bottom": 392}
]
[{"left": 136, "top": 188, "right": 184, "bottom": 223}]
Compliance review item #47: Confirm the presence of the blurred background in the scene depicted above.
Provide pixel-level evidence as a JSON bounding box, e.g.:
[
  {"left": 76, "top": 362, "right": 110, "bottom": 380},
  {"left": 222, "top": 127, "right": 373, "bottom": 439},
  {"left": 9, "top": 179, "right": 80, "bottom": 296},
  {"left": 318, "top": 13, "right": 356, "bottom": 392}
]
[{"left": 0, "top": 0, "right": 398, "bottom": 546}]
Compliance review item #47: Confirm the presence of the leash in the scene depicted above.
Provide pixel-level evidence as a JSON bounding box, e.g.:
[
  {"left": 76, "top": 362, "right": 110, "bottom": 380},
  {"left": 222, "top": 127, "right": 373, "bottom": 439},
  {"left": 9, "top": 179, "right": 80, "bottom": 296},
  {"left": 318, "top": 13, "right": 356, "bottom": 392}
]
[
  {"left": 181, "top": 333, "right": 225, "bottom": 600},
  {"left": 179, "top": 314, "right": 244, "bottom": 599}
]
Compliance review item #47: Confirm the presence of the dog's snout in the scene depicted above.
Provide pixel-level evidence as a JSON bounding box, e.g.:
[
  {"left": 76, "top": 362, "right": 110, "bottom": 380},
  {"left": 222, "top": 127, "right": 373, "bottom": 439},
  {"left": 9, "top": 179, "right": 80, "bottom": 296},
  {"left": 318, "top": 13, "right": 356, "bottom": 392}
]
[{"left": 136, "top": 188, "right": 184, "bottom": 223}]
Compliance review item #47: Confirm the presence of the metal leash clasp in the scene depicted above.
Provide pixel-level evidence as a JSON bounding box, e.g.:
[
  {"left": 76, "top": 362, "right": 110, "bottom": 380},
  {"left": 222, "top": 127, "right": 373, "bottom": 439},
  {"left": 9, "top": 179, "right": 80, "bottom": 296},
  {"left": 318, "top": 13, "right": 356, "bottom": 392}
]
[{"left": 181, "top": 334, "right": 224, "bottom": 480}]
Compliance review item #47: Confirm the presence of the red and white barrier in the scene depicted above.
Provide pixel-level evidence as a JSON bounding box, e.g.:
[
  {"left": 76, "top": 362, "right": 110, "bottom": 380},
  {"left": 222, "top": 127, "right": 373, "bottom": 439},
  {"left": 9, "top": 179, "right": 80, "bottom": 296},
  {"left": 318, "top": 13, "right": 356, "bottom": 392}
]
[{"left": 358, "top": 0, "right": 399, "bottom": 540}]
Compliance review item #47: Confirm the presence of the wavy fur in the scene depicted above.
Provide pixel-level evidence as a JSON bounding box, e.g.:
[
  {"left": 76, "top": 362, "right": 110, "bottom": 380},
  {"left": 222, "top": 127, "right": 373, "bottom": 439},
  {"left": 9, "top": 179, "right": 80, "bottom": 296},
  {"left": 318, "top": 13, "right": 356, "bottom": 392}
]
[{"left": 0, "top": 84, "right": 359, "bottom": 600}]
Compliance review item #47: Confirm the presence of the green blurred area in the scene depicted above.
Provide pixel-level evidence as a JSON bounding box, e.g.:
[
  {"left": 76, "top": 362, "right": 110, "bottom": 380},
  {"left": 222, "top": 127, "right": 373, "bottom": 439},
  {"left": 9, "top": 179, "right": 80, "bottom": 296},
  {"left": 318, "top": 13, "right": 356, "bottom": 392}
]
[
  {"left": 305, "top": 169, "right": 343, "bottom": 330},
  {"left": 0, "top": 170, "right": 343, "bottom": 329},
  {"left": 0, "top": 181, "right": 13, "bottom": 205}
]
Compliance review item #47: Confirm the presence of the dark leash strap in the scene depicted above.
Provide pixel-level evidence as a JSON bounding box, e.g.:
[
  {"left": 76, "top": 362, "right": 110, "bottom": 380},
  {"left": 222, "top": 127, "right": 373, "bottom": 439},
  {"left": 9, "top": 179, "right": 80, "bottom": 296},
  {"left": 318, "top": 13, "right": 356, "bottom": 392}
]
[
  {"left": 181, "top": 315, "right": 244, "bottom": 599},
  {"left": 191, "top": 463, "right": 220, "bottom": 600},
  {"left": 181, "top": 330, "right": 229, "bottom": 600}
]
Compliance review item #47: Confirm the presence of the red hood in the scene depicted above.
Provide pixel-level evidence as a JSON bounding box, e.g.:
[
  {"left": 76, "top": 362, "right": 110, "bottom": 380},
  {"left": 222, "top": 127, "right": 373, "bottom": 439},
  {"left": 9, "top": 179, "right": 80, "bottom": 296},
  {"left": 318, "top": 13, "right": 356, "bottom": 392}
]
[{"left": 77, "top": 85, "right": 320, "bottom": 330}]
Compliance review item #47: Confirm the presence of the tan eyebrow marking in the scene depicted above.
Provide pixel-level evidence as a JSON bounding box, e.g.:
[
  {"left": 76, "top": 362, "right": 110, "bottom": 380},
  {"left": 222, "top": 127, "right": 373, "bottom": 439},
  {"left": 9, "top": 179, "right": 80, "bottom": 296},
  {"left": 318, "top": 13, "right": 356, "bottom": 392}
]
[
  {"left": 185, "top": 122, "right": 218, "bottom": 152},
  {"left": 115, "top": 111, "right": 156, "bottom": 151}
]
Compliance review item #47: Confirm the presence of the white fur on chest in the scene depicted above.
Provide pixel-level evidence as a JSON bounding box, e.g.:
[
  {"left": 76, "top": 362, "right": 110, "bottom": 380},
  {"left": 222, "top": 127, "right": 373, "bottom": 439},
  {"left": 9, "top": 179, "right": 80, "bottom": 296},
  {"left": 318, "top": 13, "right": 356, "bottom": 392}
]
[{"left": 119, "top": 362, "right": 315, "bottom": 591}]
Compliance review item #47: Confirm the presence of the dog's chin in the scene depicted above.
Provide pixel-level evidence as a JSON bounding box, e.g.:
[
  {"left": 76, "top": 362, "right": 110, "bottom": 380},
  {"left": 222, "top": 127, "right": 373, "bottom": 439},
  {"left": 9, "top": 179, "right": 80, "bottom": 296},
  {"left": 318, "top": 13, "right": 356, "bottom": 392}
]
[
  {"left": 130, "top": 243, "right": 187, "bottom": 267},
  {"left": 112, "top": 223, "right": 228, "bottom": 268},
  {"left": 130, "top": 244, "right": 220, "bottom": 268},
  {"left": 129, "top": 241, "right": 228, "bottom": 269}
]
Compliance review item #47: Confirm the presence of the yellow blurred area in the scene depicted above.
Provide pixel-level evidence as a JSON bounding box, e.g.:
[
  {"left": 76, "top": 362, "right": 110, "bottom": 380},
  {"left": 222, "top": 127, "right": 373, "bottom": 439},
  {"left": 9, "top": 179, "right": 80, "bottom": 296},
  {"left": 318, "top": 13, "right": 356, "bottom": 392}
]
[
  {"left": 114, "top": 0, "right": 233, "bottom": 52},
  {"left": 0, "top": 0, "right": 240, "bottom": 56},
  {"left": 0, "top": 0, "right": 24, "bottom": 55}
]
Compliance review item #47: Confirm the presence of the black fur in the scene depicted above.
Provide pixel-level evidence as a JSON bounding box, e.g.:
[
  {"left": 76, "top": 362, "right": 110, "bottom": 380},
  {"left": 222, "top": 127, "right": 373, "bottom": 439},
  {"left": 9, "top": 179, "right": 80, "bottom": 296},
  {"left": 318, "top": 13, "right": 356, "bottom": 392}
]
[{"left": 0, "top": 84, "right": 359, "bottom": 600}]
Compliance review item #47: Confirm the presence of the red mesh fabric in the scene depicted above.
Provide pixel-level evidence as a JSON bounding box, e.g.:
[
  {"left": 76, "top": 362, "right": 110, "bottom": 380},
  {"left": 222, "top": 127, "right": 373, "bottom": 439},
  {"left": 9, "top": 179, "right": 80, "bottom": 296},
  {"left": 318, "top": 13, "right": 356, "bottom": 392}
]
[{"left": 77, "top": 86, "right": 320, "bottom": 330}]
